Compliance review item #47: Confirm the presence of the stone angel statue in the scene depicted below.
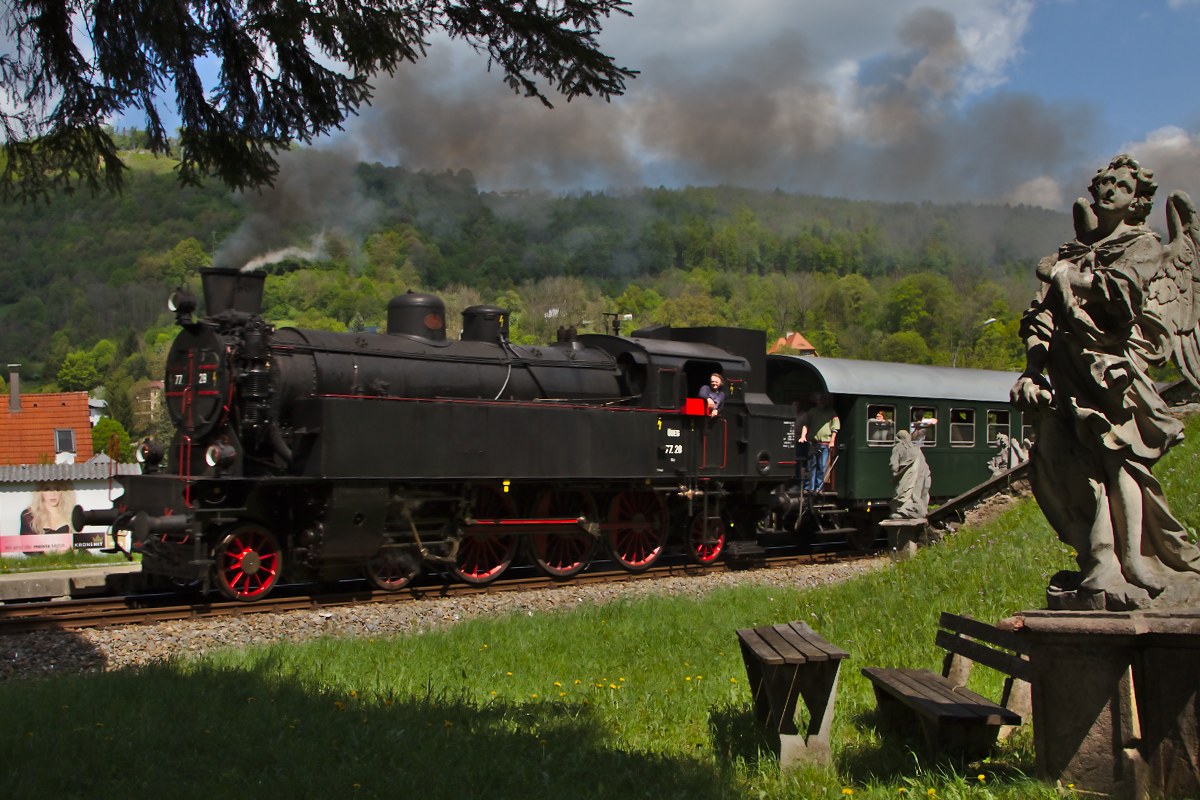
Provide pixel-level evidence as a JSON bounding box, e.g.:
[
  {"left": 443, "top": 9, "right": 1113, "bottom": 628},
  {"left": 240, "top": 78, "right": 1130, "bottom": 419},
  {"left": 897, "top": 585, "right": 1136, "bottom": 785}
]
[{"left": 1012, "top": 154, "right": 1200, "bottom": 611}]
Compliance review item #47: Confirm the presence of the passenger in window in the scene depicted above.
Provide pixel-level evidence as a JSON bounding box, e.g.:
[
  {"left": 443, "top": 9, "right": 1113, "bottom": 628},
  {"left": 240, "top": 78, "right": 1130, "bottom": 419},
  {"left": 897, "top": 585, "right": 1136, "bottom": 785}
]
[
  {"left": 868, "top": 410, "right": 894, "bottom": 442},
  {"left": 698, "top": 373, "right": 725, "bottom": 417},
  {"left": 910, "top": 414, "right": 937, "bottom": 445}
]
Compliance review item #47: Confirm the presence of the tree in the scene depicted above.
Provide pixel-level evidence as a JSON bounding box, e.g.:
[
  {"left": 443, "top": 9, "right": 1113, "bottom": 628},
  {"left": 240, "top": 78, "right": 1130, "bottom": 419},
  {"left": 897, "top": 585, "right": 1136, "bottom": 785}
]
[
  {"left": 92, "top": 417, "right": 133, "bottom": 462},
  {"left": 56, "top": 350, "right": 101, "bottom": 392},
  {"left": 1, "top": 0, "right": 635, "bottom": 199}
]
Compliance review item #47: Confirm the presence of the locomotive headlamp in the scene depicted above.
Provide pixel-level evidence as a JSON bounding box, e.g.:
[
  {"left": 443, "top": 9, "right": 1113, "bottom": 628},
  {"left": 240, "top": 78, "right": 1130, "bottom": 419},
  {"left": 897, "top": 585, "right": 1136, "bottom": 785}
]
[
  {"left": 168, "top": 287, "right": 198, "bottom": 323},
  {"left": 205, "top": 442, "right": 237, "bottom": 469},
  {"left": 136, "top": 439, "right": 165, "bottom": 472}
]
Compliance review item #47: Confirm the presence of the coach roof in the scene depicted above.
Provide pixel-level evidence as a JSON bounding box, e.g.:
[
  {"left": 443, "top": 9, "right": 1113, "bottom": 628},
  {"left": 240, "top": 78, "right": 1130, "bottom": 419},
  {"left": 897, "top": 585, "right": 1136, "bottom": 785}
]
[{"left": 770, "top": 355, "right": 1019, "bottom": 403}]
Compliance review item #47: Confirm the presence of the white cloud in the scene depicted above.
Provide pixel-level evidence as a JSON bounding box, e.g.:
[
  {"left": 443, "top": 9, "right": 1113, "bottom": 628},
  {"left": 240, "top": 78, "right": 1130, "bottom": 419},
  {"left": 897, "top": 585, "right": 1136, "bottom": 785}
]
[{"left": 1002, "top": 176, "right": 1065, "bottom": 210}]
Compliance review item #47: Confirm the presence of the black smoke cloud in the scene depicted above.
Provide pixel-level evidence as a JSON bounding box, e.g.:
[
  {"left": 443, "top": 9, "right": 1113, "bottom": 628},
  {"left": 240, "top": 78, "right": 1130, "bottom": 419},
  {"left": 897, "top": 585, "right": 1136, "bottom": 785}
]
[{"left": 343, "top": 7, "right": 1096, "bottom": 205}]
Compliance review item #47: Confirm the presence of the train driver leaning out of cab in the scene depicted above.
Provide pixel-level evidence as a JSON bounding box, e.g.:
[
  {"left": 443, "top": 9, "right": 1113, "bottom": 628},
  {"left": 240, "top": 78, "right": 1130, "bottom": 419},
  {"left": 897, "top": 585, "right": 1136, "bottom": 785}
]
[
  {"left": 698, "top": 373, "right": 726, "bottom": 417},
  {"left": 800, "top": 393, "right": 839, "bottom": 492}
]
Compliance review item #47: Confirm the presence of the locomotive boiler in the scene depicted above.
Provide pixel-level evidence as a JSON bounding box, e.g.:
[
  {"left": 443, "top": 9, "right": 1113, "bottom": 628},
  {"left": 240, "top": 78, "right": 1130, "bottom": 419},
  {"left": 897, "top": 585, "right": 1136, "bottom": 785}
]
[{"left": 82, "top": 267, "right": 799, "bottom": 600}]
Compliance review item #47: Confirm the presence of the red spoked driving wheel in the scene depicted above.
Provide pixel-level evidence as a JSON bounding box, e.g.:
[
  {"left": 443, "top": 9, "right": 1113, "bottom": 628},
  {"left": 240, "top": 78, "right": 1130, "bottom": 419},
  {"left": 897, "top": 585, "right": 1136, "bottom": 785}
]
[
  {"left": 606, "top": 491, "right": 668, "bottom": 572},
  {"left": 365, "top": 546, "right": 421, "bottom": 592},
  {"left": 213, "top": 524, "right": 281, "bottom": 602},
  {"left": 527, "top": 490, "right": 597, "bottom": 579},
  {"left": 452, "top": 488, "right": 518, "bottom": 585},
  {"left": 688, "top": 510, "right": 728, "bottom": 565}
]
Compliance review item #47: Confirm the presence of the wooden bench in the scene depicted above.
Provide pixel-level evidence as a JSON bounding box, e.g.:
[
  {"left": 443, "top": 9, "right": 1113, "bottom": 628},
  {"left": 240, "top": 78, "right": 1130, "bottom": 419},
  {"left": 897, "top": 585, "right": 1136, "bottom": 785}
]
[
  {"left": 736, "top": 621, "right": 849, "bottom": 767},
  {"left": 861, "top": 612, "right": 1031, "bottom": 760}
]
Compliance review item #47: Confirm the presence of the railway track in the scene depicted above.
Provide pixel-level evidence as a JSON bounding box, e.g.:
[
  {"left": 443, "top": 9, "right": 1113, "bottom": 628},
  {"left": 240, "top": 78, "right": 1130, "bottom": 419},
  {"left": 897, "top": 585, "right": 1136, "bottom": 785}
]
[{"left": 0, "top": 552, "right": 849, "bottom": 633}]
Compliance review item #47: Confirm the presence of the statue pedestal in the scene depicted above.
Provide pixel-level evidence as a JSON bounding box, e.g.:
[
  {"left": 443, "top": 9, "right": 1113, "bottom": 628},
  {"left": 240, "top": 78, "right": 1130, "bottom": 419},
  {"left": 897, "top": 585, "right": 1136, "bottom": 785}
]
[{"left": 1008, "top": 610, "right": 1200, "bottom": 799}]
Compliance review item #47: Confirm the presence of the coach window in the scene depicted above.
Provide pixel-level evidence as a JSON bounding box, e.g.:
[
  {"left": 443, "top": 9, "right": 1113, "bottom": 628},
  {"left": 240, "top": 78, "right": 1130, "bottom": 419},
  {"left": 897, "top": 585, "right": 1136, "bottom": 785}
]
[
  {"left": 987, "top": 409, "right": 1010, "bottom": 444},
  {"left": 1022, "top": 423, "right": 1035, "bottom": 444},
  {"left": 656, "top": 368, "right": 678, "bottom": 409},
  {"left": 866, "top": 404, "right": 895, "bottom": 445},
  {"left": 950, "top": 408, "right": 975, "bottom": 447},
  {"left": 909, "top": 406, "right": 938, "bottom": 446}
]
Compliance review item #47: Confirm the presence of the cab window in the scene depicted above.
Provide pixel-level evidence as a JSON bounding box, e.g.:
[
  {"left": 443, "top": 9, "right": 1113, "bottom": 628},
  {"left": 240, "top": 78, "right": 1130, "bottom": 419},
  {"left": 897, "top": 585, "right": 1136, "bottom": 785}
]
[{"left": 656, "top": 368, "right": 678, "bottom": 409}]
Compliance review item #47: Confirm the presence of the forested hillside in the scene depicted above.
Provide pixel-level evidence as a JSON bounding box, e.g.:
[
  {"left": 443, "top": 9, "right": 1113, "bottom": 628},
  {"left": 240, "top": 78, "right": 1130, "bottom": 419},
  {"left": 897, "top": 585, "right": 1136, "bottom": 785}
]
[{"left": 1, "top": 149, "right": 1070, "bottom": 445}]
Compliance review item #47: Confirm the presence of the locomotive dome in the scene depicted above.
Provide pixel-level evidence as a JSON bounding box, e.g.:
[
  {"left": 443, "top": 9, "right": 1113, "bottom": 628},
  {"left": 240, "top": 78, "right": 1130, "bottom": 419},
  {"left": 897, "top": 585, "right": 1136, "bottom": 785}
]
[{"left": 387, "top": 291, "right": 447, "bottom": 341}]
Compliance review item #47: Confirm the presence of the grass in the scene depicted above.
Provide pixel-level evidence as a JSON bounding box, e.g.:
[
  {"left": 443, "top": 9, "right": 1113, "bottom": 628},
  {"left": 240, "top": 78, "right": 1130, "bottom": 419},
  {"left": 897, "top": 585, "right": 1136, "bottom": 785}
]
[
  {"left": 0, "top": 549, "right": 136, "bottom": 574},
  {"left": 1, "top": 414, "right": 1195, "bottom": 800}
]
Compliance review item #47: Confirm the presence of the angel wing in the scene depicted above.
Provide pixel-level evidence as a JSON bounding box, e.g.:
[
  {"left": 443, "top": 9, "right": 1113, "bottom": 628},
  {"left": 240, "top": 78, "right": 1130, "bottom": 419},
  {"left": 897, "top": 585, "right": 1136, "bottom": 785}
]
[{"left": 1151, "top": 190, "right": 1200, "bottom": 389}]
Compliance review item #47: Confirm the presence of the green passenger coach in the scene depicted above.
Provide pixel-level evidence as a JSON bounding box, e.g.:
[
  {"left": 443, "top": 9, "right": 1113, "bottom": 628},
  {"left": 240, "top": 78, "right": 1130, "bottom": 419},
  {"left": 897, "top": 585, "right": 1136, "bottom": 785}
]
[{"left": 766, "top": 355, "right": 1029, "bottom": 511}]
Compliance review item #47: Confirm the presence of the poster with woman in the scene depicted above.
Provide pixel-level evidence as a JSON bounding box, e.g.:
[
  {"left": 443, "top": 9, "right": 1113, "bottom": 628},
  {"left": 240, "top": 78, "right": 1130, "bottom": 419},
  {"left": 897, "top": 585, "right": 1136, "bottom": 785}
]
[{"left": 1, "top": 478, "right": 115, "bottom": 556}]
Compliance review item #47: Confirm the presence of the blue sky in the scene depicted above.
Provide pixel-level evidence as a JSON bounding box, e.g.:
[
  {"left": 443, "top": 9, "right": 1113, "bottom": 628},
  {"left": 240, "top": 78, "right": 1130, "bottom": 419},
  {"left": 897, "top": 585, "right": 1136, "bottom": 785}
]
[{"left": 323, "top": 0, "right": 1200, "bottom": 212}]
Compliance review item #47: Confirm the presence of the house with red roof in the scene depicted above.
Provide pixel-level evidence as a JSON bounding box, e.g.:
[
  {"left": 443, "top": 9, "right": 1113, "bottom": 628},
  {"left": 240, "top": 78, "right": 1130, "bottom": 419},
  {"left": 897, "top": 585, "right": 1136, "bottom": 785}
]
[
  {"left": 1, "top": 370, "right": 94, "bottom": 466},
  {"left": 768, "top": 331, "right": 819, "bottom": 356}
]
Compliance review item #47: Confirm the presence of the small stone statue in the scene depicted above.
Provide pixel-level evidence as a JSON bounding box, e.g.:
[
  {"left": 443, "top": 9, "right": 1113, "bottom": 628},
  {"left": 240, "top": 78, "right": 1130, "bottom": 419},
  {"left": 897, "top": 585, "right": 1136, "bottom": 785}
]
[
  {"left": 1012, "top": 154, "right": 1200, "bottom": 611},
  {"left": 988, "top": 433, "right": 1029, "bottom": 476}
]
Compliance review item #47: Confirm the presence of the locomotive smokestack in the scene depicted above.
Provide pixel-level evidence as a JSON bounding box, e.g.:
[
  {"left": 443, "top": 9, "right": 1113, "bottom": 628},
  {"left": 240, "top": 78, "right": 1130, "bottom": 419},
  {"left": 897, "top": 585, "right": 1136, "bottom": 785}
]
[
  {"left": 200, "top": 267, "right": 266, "bottom": 317},
  {"left": 7, "top": 364, "right": 18, "bottom": 413}
]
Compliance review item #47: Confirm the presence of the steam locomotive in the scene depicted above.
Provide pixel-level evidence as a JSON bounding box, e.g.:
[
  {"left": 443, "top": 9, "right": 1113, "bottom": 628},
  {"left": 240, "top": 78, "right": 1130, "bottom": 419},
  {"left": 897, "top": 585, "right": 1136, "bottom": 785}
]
[{"left": 78, "top": 267, "right": 1024, "bottom": 601}]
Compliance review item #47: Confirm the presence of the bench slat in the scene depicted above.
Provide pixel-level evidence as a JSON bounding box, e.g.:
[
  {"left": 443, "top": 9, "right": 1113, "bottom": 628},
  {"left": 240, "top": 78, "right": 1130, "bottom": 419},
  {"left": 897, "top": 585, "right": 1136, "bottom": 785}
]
[
  {"left": 862, "top": 667, "right": 1021, "bottom": 726},
  {"left": 736, "top": 628, "right": 788, "bottom": 665},
  {"left": 758, "top": 624, "right": 818, "bottom": 663},
  {"left": 785, "top": 622, "right": 850, "bottom": 660},
  {"left": 939, "top": 612, "right": 1028, "bottom": 654},
  {"left": 934, "top": 629, "right": 1033, "bottom": 683}
]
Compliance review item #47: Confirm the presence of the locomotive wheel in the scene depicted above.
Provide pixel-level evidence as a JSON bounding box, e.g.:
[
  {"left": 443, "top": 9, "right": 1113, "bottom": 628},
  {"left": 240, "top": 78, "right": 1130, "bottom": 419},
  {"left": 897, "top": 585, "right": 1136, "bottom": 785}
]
[
  {"left": 364, "top": 547, "right": 421, "bottom": 592},
  {"left": 452, "top": 488, "right": 518, "bottom": 585},
  {"left": 687, "top": 510, "right": 728, "bottom": 565},
  {"left": 527, "top": 491, "right": 597, "bottom": 579},
  {"left": 213, "top": 524, "right": 282, "bottom": 602},
  {"left": 606, "top": 491, "right": 668, "bottom": 572}
]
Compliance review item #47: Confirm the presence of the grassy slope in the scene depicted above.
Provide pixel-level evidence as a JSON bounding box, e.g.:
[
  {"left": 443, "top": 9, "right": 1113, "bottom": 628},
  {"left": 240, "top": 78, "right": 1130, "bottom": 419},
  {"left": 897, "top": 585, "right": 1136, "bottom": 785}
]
[{"left": 0, "top": 415, "right": 1195, "bottom": 800}]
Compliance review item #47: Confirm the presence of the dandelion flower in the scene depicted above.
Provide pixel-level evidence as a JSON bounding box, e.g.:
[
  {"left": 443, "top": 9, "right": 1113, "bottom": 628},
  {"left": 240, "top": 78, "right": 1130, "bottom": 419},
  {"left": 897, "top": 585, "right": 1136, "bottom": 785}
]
[
  {"left": 553, "top": 682, "right": 562, "bottom": 687},
  {"left": 730, "top": 677, "right": 738, "bottom": 683},
  {"left": 842, "top": 789, "right": 854, "bottom": 796}
]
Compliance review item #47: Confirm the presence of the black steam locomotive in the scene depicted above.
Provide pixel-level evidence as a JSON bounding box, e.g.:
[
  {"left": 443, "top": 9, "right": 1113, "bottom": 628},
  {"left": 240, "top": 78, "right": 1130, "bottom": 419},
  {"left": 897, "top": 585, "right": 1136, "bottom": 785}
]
[
  {"left": 81, "top": 267, "right": 805, "bottom": 600},
  {"left": 80, "top": 267, "right": 1023, "bottom": 601}
]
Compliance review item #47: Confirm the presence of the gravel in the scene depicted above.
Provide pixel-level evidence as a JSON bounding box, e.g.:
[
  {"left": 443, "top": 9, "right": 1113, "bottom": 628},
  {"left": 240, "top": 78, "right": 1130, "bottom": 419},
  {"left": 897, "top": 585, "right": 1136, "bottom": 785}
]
[{"left": 0, "top": 558, "right": 886, "bottom": 681}]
